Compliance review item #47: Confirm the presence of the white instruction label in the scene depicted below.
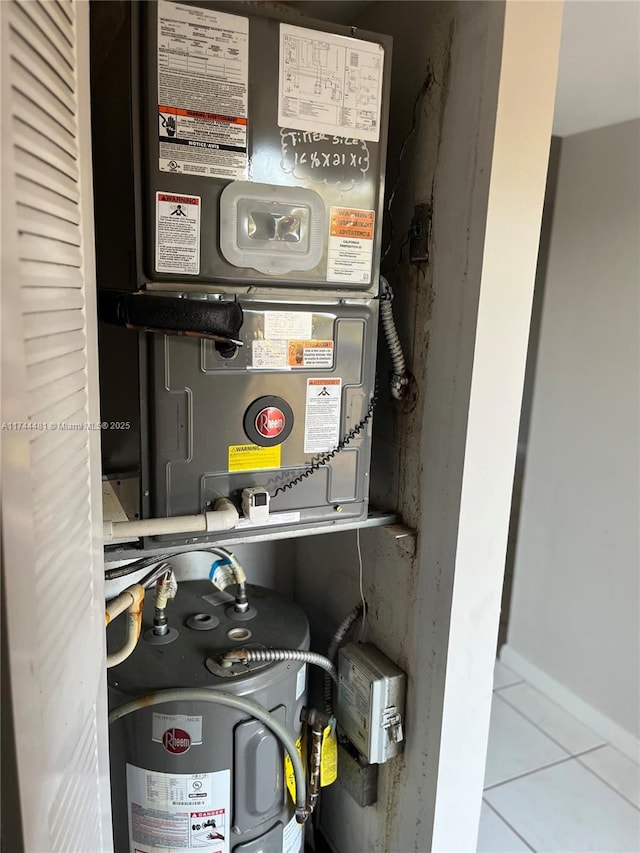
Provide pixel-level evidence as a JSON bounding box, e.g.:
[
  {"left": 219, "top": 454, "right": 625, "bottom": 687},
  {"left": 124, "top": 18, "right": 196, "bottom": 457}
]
[
  {"left": 127, "top": 764, "right": 230, "bottom": 852},
  {"left": 264, "top": 311, "right": 313, "bottom": 341},
  {"left": 152, "top": 713, "right": 203, "bottom": 745},
  {"left": 156, "top": 192, "right": 201, "bottom": 274},
  {"left": 305, "top": 378, "right": 342, "bottom": 454},
  {"left": 295, "top": 665, "right": 306, "bottom": 700},
  {"left": 251, "top": 339, "right": 289, "bottom": 370},
  {"left": 327, "top": 207, "right": 375, "bottom": 284},
  {"left": 279, "top": 24, "right": 384, "bottom": 143},
  {"left": 234, "top": 510, "right": 301, "bottom": 530},
  {"left": 283, "top": 811, "right": 304, "bottom": 853},
  {"left": 158, "top": 1, "right": 248, "bottom": 179}
]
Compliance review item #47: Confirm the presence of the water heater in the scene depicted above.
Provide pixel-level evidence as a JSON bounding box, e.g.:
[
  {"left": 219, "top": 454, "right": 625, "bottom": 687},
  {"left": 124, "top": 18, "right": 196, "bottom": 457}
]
[
  {"left": 108, "top": 580, "right": 309, "bottom": 852},
  {"left": 92, "top": 1, "right": 392, "bottom": 544}
]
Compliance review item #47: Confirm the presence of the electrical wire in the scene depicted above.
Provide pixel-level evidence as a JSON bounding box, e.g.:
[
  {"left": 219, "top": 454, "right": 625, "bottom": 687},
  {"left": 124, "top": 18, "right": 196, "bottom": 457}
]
[
  {"left": 356, "top": 527, "right": 366, "bottom": 642},
  {"left": 105, "top": 547, "right": 240, "bottom": 582},
  {"left": 104, "top": 553, "right": 174, "bottom": 581},
  {"left": 271, "top": 381, "right": 378, "bottom": 498},
  {"left": 381, "top": 68, "right": 433, "bottom": 268}
]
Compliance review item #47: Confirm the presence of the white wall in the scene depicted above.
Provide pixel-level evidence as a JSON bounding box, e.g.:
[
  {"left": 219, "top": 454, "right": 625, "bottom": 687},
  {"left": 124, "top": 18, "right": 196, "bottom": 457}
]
[{"left": 505, "top": 119, "right": 640, "bottom": 751}]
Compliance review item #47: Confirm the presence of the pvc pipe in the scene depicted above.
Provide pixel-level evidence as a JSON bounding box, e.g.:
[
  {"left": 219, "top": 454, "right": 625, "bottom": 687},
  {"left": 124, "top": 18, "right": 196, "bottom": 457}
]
[
  {"left": 105, "top": 588, "right": 136, "bottom": 624},
  {"left": 106, "top": 584, "right": 145, "bottom": 668},
  {"left": 103, "top": 498, "right": 238, "bottom": 542},
  {"left": 109, "top": 688, "right": 308, "bottom": 821}
]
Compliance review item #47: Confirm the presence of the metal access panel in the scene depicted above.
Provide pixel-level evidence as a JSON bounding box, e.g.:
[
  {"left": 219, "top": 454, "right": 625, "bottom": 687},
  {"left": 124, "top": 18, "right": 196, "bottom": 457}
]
[
  {"left": 140, "top": 1, "right": 392, "bottom": 294},
  {"left": 148, "top": 295, "right": 377, "bottom": 533}
]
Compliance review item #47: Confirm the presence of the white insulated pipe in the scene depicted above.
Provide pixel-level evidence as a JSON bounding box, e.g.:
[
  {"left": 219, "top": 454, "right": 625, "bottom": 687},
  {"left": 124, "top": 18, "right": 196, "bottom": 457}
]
[
  {"left": 103, "top": 498, "right": 239, "bottom": 542},
  {"left": 105, "top": 583, "right": 145, "bottom": 668}
]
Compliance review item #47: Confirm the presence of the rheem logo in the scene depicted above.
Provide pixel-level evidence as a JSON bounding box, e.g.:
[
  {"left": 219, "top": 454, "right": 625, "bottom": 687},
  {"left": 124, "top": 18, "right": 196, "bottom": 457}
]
[
  {"left": 162, "top": 728, "right": 191, "bottom": 754},
  {"left": 255, "top": 406, "right": 285, "bottom": 439}
]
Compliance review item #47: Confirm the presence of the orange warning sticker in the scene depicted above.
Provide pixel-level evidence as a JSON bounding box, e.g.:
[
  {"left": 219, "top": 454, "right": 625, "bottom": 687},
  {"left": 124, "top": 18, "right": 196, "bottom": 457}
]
[
  {"left": 288, "top": 340, "right": 334, "bottom": 368},
  {"left": 330, "top": 208, "right": 375, "bottom": 240},
  {"left": 158, "top": 106, "right": 247, "bottom": 126}
]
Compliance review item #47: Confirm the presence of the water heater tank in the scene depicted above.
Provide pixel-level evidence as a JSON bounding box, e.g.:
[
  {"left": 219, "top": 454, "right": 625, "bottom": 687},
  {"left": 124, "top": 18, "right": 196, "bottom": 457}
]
[{"left": 108, "top": 581, "right": 309, "bottom": 853}]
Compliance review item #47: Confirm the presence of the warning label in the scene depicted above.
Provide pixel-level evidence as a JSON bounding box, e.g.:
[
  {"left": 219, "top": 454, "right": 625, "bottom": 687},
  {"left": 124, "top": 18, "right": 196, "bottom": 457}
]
[
  {"left": 157, "top": 1, "right": 248, "bottom": 179},
  {"left": 288, "top": 340, "right": 334, "bottom": 368},
  {"left": 305, "top": 378, "right": 342, "bottom": 454},
  {"left": 228, "top": 444, "right": 281, "bottom": 472},
  {"left": 127, "top": 765, "right": 229, "bottom": 852},
  {"left": 251, "top": 339, "right": 334, "bottom": 370},
  {"left": 156, "top": 192, "right": 200, "bottom": 274},
  {"left": 327, "top": 207, "right": 375, "bottom": 284}
]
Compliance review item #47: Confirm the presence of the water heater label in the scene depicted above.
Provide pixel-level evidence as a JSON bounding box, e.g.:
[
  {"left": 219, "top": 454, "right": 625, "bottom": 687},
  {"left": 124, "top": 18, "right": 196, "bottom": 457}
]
[
  {"left": 304, "top": 378, "right": 342, "bottom": 454},
  {"left": 295, "top": 664, "right": 306, "bottom": 700},
  {"left": 279, "top": 24, "right": 385, "bottom": 143},
  {"left": 152, "top": 713, "right": 202, "bottom": 746},
  {"left": 327, "top": 207, "right": 375, "bottom": 284},
  {"left": 157, "top": 2, "right": 248, "bottom": 180},
  {"left": 156, "top": 192, "right": 200, "bottom": 275},
  {"left": 283, "top": 812, "right": 304, "bottom": 853},
  {"left": 127, "top": 764, "right": 230, "bottom": 853}
]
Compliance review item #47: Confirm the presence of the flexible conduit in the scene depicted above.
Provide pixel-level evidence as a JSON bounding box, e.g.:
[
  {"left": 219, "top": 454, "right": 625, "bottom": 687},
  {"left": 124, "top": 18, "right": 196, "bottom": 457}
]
[
  {"left": 109, "top": 688, "right": 308, "bottom": 822},
  {"left": 323, "top": 603, "right": 364, "bottom": 715},
  {"left": 380, "top": 275, "right": 409, "bottom": 400},
  {"left": 229, "top": 649, "right": 338, "bottom": 684}
]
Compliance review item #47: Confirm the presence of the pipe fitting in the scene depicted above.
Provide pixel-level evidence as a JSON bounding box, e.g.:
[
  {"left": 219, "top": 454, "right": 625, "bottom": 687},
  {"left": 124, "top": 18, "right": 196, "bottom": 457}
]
[
  {"left": 103, "top": 498, "right": 239, "bottom": 542},
  {"left": 106, "top": 583, "right": 145, "bottom": 668}
]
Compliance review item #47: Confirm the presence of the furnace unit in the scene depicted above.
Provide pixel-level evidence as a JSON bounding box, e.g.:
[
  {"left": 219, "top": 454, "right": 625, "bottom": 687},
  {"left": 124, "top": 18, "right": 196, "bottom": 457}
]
[{"left": 92, "top": 1, "right": 392, "bottom": 543}]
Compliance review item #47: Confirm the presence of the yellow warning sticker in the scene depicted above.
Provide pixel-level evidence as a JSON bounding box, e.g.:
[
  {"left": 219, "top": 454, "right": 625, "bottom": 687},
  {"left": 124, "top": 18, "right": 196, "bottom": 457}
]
[
  {"left": 228, "top": 444, "right": 281, "bottom": 472},
  {"left": 320, "top": 724, "right": 338, "bottom": 787},
  {"left": 285, "top": 734, "right": 304, "bottom": 803}
]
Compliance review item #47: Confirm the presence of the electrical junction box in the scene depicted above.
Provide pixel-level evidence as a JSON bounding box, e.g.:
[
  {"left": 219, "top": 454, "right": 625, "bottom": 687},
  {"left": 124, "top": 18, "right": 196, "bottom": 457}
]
[
  {"left": 337, "top": 643, "right": 406, "bottom": 765},
  {"left": 91, "top": 1, "right": 392, "bottom": 543}
]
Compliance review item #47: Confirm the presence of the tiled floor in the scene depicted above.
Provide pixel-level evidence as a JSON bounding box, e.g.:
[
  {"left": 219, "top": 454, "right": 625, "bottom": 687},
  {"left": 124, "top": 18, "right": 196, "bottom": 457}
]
[{"left": 478, "top": 661, "right": 640, "bottom": 852}]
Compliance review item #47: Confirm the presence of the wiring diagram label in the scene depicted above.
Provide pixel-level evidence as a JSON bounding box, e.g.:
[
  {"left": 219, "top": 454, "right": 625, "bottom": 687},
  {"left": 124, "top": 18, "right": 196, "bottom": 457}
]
[
  {"left": 157, "top": 1, "right": 248, "bottom": 179},
  {"left": 327, "top": 207, "right": 375, "bottom": 284},
  {"left": 127, "top": 764, "right": 230, "bottom": 852},
  {"left": 156, "top": 192, "right": 200, "bottom": 274},
  {"left": 278, "top": 24, "right": 384, "bottom": 142},
  {"left": 305, "top": 378, "right": 342, "bottom": 454}
]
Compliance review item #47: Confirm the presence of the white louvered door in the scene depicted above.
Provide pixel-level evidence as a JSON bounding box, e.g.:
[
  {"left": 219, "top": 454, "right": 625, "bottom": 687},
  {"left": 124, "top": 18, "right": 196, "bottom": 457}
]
[{"left": 1, "top": 1, "right": 113, "bottom": 851}]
